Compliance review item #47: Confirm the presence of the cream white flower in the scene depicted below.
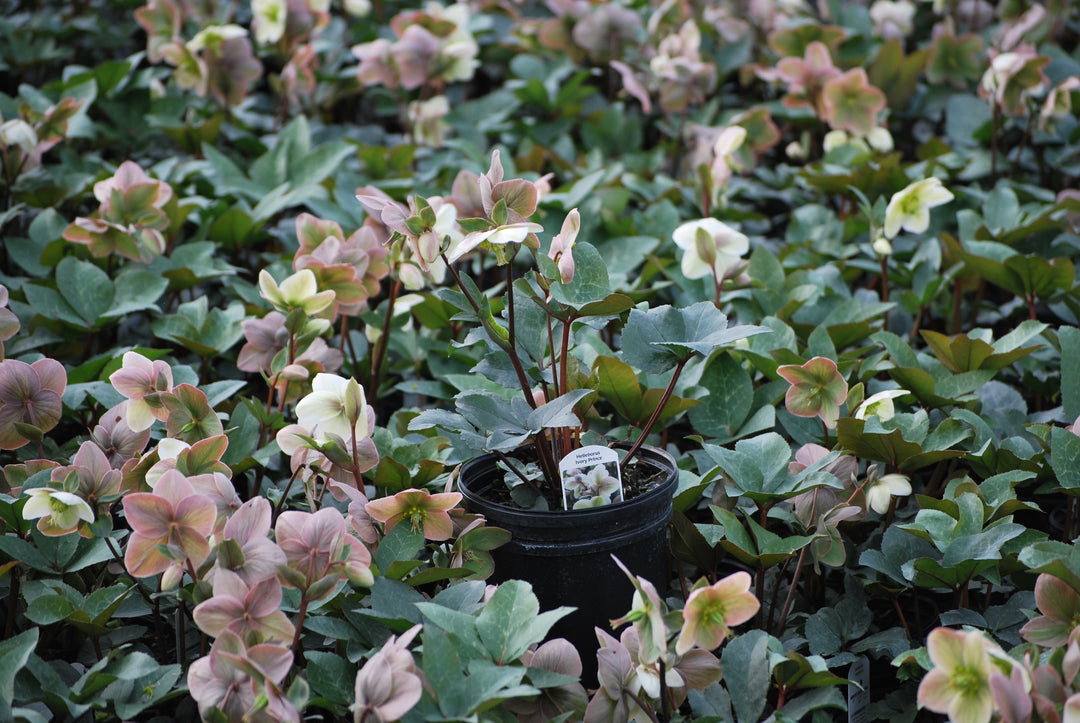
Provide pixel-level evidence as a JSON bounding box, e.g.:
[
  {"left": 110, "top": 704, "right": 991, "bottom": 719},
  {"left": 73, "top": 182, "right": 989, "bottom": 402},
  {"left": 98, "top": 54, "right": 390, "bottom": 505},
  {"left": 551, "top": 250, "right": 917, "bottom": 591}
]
[
  {"left": 672, "top": 218, "right": 749, "bottom": 281},
  {"left": 258, "top": 268, "right": 336, "bottom": 315},
  {"left": 853, "top": 389, "right": 908, "bottom": 420},
  {"left": 295, "top": 373, "right": 369, "bottom": 443},
  {"left": 884, "top": 178, "right": 954, "bottom": 239},
  {"left": 869, "top": 0, "right": 916, "bottom": 39},
  {"left": 710, "top": 125, "right": 746, "bottom": 192},
  {"left": 446, "top": 222, "right": 543, "bottom": 264},
  {"left": 865, "top": 472, "right": 911, "bottom": 514},
  {"left": 252, "top": 0, "right": 287, "bottom": 45},
  {"left": 187, "top": 24, "right": 248, "bottom": 53},
  {"left": 0, "top": 119, "right": 37, "bottom": 154},
  {"left": 866, "top": 127, "right": 894, "bottom": 152},
  {"left": 344, "top": 0, "right": 372, "bottom": 15},
  {"left": 23, "top": 488, "right": 94, "bottom": 534}
]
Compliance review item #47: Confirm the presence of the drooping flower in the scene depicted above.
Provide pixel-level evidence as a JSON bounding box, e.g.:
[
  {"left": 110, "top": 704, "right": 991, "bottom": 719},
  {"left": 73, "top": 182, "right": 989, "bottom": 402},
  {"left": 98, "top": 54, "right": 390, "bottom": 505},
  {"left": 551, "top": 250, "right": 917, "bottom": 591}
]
[
  {"left": 776, "top": 356, "right": 849, "bottom": 429},
  {"left": 274, "top": 507, "right": 373, "bottom": 593},
  {"left": 672, "top": 218, "right": 749, "bottom": 282},
  {"left": 853, "top": 389, "right": 908, "bottom": 421},
  {"left": 217, "top": 497, "right": 288, "bottom": 586},
  {"left": 884, "top": 177, "right": 954, "bottom": 239},
  {"left": 22, "top": 488, "right": 94, "bottom": 537},
  {"left": 868, "top": 0, "right": 916, "bottom": 40},
  {"left": 863, "top": 468, "right": 912, "bottom": 514},
  {"left": 547, "top": 208, "right": 580, "bottom": 285},
  {"left": 108, "top": 351, "right": 173, "bottom": 432},
  {"left": 917, "top": 628, "right": 1000, "bottom": 723},
  {"left": 352, "top": 624, "right": 423, "bottom": 723},
  {"left": 91, "top": 401, "right": 152, "bottom": 467},
  {"left": 49, "top": 440, "right": 123, "bottom": 532},
  {"left": 675, "top": 571, "right": 760, "bottom": 655},
  {"left": 506, "top": 638, "right": 588, "bottom": 723},
  {"left": 0, "top": 358, "right": 66, "bottom": 450},
  {"left": 365, "top": 489, "right": 463, "bottom": 541},
  {"left": 610, "top": 557, "right": 669, "bottom": 665},
  {"left": 188, "top": 631, "right": 298, "bottom": 723},
  {"left": 193, "top": 569, "right": 295, "bottom": 644}
]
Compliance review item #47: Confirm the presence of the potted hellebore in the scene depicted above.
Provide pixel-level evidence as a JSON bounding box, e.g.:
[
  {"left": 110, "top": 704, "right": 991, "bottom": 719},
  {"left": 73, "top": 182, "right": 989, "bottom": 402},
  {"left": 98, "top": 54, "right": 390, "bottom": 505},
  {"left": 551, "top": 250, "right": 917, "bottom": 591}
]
[{"left": 357, "top": 151, "right": 768, "bottom": 667}]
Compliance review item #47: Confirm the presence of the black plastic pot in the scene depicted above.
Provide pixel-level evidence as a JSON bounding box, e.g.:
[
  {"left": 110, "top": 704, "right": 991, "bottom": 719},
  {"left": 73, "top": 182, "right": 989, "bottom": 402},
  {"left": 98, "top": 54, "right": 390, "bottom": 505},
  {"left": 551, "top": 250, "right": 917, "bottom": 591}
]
[{"left": 457, "top": 443, "right": 678, "bottom": 685}]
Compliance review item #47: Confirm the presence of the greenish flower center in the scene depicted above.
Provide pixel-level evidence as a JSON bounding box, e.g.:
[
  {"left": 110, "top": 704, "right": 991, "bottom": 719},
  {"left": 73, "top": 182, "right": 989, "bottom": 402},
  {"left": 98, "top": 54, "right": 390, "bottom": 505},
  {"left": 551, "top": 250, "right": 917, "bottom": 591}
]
[{"left": 949, "top": 665, "right": 982, "bottom": 697}]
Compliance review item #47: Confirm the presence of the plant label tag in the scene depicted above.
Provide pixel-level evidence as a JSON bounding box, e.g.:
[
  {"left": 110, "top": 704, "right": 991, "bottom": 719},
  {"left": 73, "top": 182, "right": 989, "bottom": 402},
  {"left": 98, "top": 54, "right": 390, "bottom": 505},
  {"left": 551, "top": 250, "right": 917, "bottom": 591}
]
[
  {"left": 847, "top": 655, "right": 870, "bottom": 723},
  {"left": 558, "top": 445, "right": 623, "bottom": 510}
]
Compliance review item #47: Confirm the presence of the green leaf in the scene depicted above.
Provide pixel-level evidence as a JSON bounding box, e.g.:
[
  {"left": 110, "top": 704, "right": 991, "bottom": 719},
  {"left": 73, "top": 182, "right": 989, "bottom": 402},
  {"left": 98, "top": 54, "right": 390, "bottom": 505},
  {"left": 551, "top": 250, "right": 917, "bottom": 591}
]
[
  {"left": 688, "top": 353, "right": 754, "bottom": 441},
  {"left": 594, "top": 355, "right": 644, "bottom": 423},
  {"left": 56, "top": 257, "right": 114, "bottom": 328},
  {"left": 1061, "top": 327, "right": 1080, "bottom": 422},
  {"left": 1051, "top": 426, "right": 1080, "bottom": 491},
  {"left": 374, "top": 522, "right": 425, "bottom": 575},
  {"left": 304, "top": 651, "right": 354, "bottom": 708},
  {"left": 0, "top": 629, "right": 38, "bottom": 703},
  {"left": 548, "top": 242, "right": 611, "bottom": 307},
  {"left": 722, "top": 630, "right": 771, "bottom": 723},
  {"left": 475, "top": 580, "right": 573, "bottom": 664},
  {"left": 525, "top": 389, "right": 592, "bottom": 431}
]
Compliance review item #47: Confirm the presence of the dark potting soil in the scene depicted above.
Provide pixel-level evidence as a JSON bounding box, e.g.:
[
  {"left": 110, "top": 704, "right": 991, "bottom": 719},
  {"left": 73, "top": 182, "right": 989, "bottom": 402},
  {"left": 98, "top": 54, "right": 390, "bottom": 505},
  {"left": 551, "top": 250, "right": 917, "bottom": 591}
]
[{"left": 477, "top": 445, "right": 669, "bottom": 510}]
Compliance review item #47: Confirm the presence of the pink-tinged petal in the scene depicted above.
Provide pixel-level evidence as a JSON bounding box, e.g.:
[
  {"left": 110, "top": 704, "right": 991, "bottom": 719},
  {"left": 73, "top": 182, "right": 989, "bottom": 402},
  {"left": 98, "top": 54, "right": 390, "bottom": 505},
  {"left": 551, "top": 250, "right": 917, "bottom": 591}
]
[
  {"left": 916, "top": 668, "right": 954, "bottom": 713},
  {"left": 306, "top": 506, "right": 347, "bottom": 545},
  {"left": 1036, "top": 574, "right": 1080, "bottom": 623},
  {"left": 991, "top": 668, "right": 1033, "bottom": 723},
  {"left": 1021, "top": 616, "right": 1071, "bottom": 647},
  {"left": 245, "top": 643, "right": 295, "bottom": 683},
  {"left": 225, "top": 497, "right": 273, "bottom": 543},
  {"left": 125, "top": 534, "right": 173, "bottom": 577},
  {"left": 211, "top": 568, "right": 249, "bottom": 599},
  {"left": 153, "top": 469, "right": 198, "bottom": 504},
  {"left": 193, "top": 597, "right": 245, "bottom": 637},
  {"left": 676, "top": 649, "right": 723, "bottom": 689},
  {"left": 123, "top": 493, "right": 174, "bottom": 537},
  {"left": 31, "top": 358, "right": 66, "bottom": 396},
  {"left": 247, "top": 577, "right": 285, "bottom": 617},
  {"left": 926, "top": 627, "right": 968, "bottom": 670},
  {"left": 258, "top": 610, "right": 296, "bottom": 644},
  {"left": 175, "top": 495, "right": 218, "bottom": 536},
  {"left": 173, "top": 526, "right": 212, "bottom": 562},
  {"left": 531, "top": 638, "right": 583, "bottom": 679},
  {"left": 421, "top": 512, "right": 454, "bottom": 542}
]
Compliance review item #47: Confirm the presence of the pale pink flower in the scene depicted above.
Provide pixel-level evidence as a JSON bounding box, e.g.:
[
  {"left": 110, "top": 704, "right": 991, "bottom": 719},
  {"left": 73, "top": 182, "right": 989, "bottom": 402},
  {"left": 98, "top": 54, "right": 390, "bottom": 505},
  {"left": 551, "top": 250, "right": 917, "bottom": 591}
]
[
  {"left": 675, "top": 571, "right": 759, "bottom": 654},
  {"left": 193, "top": 569, "right": 295, "bottom": 644},
  {"left": 108, "top": 351, "right": 173, "bottom": 432},
  {"left": 122, "top": 469, "right": 216, "bottom": 579}
]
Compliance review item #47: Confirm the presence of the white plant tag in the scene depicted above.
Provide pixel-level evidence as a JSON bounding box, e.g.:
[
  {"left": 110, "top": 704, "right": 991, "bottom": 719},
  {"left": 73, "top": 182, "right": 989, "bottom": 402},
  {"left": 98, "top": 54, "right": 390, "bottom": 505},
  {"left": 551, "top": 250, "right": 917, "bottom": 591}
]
[
  {"left": 847, "top": 655, "right": 870, "bottom": 723},
  {"left": 558, "top": 445, "right": 623, "bottom": 510}
]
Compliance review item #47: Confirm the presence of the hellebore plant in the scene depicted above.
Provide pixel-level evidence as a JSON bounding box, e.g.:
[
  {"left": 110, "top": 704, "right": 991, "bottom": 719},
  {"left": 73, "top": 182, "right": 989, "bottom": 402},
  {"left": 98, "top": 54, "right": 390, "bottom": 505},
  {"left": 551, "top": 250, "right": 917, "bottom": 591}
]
[{"left": 375, "top": 150, "right": 768, "bottom": 509}]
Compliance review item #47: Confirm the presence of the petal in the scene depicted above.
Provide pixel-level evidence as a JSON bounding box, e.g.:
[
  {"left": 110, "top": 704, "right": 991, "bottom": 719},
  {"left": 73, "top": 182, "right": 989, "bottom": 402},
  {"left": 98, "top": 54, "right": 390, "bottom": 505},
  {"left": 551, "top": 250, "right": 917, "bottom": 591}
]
[
  {"left": 916, "top": 668, "right": 954, "bottom": 713},
  {"left": 125, "top": 534, "right": 173, "bottom": 577},
  {"left": 193, "top": 597, "right": 244, "bottom": 637},
  {"left": 123, "top": 493, "right": 174, "bottom": 537}
]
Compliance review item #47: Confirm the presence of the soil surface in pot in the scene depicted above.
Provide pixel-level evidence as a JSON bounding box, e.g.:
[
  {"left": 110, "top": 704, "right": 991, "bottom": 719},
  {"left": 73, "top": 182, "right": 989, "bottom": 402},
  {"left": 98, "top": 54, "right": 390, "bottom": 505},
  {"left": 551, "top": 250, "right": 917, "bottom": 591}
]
[{"left": 480, "top": 445, "right": 670, "bottom": 510}]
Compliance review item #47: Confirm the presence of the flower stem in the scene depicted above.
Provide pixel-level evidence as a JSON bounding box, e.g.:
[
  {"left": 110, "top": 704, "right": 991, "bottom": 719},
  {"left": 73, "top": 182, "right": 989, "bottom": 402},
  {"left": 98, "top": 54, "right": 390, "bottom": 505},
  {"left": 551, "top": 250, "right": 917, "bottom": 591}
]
[{"left": 621, "top": 358, "right": 688, "bottom": 471}]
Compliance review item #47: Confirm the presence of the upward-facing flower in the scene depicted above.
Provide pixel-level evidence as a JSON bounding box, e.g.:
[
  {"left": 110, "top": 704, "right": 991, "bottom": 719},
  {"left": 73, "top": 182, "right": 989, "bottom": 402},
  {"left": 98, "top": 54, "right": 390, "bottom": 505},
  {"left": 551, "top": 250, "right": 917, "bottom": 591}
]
[
  {"left": 365, "top": 489, "right": 463, "bottom": 541},
  {"left": 22, "top": 488, "right": 94, "bottom": 537},
  {"left": 672, "top": 218, "right": 749, "bottom": 282},
  {"left": 917, "top": 628, "right": 1000, "bottom": 723},
  {"left": 676, "top": 571, "right": 759, "bottom": 655},
  {"left": 884, "top": 178, "right": 954, "bottom": 239},
  {"left": 123, "top": 469, "right": 217, "bottom": 580},
  {"left": 777, "top": 356, "right": 849, "bottom": 429},
  {"left": 258, "top": 268, "right": 336, "bottom": 316},
  {"left": 295, "top": 373, "right": 370, "bottom": 444}
]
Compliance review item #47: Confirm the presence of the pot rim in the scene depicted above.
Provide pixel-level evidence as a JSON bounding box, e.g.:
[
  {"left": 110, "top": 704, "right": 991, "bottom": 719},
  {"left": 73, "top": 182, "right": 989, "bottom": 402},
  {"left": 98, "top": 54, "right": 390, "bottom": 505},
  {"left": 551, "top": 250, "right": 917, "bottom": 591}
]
[{"left": 457, "top": 442, "right": 678, "bottom": 519}]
